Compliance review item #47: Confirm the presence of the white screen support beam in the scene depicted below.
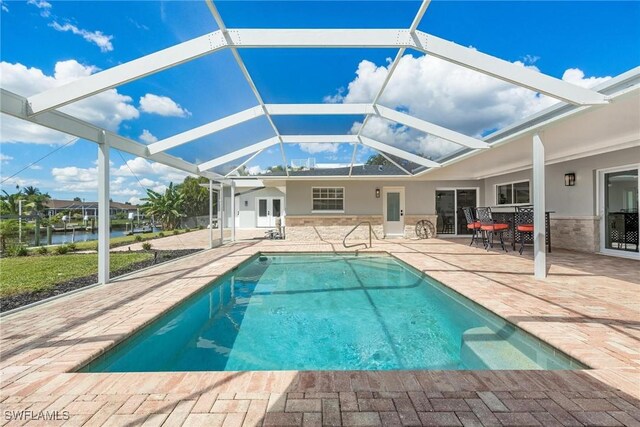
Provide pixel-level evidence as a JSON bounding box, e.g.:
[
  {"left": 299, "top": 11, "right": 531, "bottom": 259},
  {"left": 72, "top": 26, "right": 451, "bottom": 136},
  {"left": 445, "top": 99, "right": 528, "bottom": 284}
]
[
  {"left": 412, "top": 31, "right": 607, "bottom": 106},
  {"left": 375, "top": 105, "right": 489, "bottom": 149},
  {"left": 27, "top": 31, "right": 227, "bottom": 114},
  {"left": 97, "top": 131, "right": 110, "bottom": 285},
  {"left": 266, "top": 104, "right": 374, "bottom": 115},
  {"left": 197, "top": 137, "right": 280, "bottom": 171},
  {"left": 1, "top": 89, "right": 220, "bottom": 180},
  {"left": 25, "top": 26, "right": 606, "bottom": 115},
  {"left": 533, "top": 133, "right": 547, "bottom": 279},
  {"left": 350, "top": 0, "right": 432, "bottom": 176},
  {"left": 206, "top": 0, "right": 290, "bottom": 176},
  {"left": 148, "top": 106, "right": 264, "bottom": 154},
  {"left": 280, "top": 135, "right": 359, "bottom": 143},
  {"left": 359, "top": 136, "right": 441, "bottom": 168}
]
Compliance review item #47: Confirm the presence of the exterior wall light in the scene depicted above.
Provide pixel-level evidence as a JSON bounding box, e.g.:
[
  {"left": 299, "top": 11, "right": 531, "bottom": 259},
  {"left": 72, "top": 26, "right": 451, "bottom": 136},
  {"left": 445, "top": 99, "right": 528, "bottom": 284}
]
[
  {"left": 564, "top": 173, "right": 576, "bottom": 186},
  {"left": 375, "top": 188, "right": 381, "bottom": 198}
]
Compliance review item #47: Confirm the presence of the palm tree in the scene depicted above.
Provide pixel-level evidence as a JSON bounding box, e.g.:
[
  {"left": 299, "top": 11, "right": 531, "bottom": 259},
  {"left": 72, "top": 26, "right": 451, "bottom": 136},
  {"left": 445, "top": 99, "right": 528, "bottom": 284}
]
[
  {"left": 22, "top": 186, "right": 41, "bottom": 196},
  {"left": 0, "top": 190, "right": 34, "bottom": 216},
  {"left": 141, "top": 183, "right": 185, "bottom": 230}
]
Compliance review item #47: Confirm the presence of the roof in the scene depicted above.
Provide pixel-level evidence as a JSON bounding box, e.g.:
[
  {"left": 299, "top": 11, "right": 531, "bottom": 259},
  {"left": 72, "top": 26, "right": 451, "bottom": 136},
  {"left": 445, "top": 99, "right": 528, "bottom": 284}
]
[
  {"left": 288, "top": 164, "right": 407, "bottom": 177},
  {"left": 1, "top": 0, "right": 634, "bottom": 184}
]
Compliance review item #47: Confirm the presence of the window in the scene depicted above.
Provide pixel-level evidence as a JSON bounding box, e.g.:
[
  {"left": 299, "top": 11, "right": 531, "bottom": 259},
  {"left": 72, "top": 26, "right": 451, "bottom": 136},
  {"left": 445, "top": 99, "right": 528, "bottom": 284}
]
[
  {"left": 496, "top": 181, "right": 530, "bottom": 205},
  {"left": 312, "top": 187, "right": 344, "bottom": 212}
]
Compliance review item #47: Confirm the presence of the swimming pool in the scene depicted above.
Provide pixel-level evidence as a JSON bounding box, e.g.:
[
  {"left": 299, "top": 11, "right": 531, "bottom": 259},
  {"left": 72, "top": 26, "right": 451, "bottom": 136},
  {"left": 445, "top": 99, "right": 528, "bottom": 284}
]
[{"left": 82, "top": 253, "right": 583, "bottom": 372}]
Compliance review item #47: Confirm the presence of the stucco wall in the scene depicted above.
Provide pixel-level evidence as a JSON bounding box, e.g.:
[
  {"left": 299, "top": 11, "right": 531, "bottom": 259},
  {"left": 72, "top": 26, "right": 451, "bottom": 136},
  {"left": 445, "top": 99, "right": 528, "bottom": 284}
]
[
  {"left": 482, "top": 147, "right": 639, "bottom": 252},
  {"left": 482, "top": 147, "right": 639, "bottom": 215},
  {"left": 285, "top": 180, "right": 481, "bottom": 216}
]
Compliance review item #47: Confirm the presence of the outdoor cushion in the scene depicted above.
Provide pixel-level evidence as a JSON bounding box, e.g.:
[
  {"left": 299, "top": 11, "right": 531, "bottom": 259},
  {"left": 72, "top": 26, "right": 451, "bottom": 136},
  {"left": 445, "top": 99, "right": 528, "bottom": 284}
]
[
  {"left": 467, "top": 221, "right": 481, "bottom": 229},
  {"left": 481, "top": 223, "right": 509, "bottom": 231},
  {"left": 517, "top": 224, "right": 534, "bottom": 232}
]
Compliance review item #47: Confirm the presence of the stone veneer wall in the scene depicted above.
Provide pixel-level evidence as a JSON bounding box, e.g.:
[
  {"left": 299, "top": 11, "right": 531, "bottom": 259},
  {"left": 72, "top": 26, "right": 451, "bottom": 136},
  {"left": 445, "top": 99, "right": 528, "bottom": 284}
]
[
  {"left": 285, "top": 214, "right": 438, "bottom": 241},
  {"left": 549, "top": 216, "right": 600, "bottom": 253}
]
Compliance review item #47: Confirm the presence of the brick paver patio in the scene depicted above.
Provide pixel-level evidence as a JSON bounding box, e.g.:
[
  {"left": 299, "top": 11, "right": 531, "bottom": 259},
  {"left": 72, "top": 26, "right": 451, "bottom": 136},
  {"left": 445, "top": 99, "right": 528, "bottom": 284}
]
[{"left": 1, "top": 236, "right": 639, "bottom": 426}]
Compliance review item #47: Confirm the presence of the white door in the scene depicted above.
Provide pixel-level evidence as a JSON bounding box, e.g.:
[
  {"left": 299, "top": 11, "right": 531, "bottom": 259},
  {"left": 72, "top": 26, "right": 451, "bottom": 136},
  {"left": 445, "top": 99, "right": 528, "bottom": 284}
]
[
  {"left": 383, "top": 187, "right": 405, "bottom": 236},
  {"left": 256, "top": 198, "right": 270, "bottom": 227},
  {"left": 256, "top": 197, "right": 284, "bottom": 227},
  {"left": 598, "top": 165, "right": 639, "bottom": 259}
]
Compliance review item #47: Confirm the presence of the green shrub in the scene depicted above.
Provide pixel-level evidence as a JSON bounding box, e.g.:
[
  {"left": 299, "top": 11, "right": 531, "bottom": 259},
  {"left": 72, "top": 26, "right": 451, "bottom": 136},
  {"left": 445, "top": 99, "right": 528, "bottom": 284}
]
[
  {"left": 197, "top": 225, "right": 204, "bottom": 230},
  {"left": 134, "top": 235, "right": 143, "bottom": 242},
  {"left": 185, "top": 228, "right": 191, "bottom": 232},
  {"left": 67, "top": 242, "right": 77, "bottom": 252},
  {"left": 15, "top": 246, "right": 28, "bottom": 257},
  {"left": 172, "top": 230, "right": 179, "bottom": 235},
  {"left": 55, "top": 245, "right": 69, "bottom": 255},
  {"left": 37, "top": 246, "right": 49, "bottom": 255},
  {"left": 141, "top": 242, "right": 152, "bottom": 251},
  {"left": 158, "top": 232, "right": 165, "bottom": 238}
]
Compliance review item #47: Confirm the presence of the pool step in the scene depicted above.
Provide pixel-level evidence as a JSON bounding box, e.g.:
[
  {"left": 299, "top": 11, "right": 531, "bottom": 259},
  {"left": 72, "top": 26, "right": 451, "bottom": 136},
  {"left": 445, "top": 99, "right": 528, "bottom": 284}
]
[{"left": 460, "top": 326, "right": 541, "bottom": 370}]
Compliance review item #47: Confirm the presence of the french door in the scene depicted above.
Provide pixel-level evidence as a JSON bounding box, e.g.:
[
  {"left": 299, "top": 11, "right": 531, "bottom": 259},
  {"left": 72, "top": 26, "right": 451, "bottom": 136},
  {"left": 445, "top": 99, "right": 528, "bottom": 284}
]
[
  {"left": 598, "top": 165, "right": 639, "bottom": 258},
  {"left": 256, "top": 197, "right": 283, "bottom": 227},
  {"left": 435, "top": 188, "right": 478, "bottom": 235}
]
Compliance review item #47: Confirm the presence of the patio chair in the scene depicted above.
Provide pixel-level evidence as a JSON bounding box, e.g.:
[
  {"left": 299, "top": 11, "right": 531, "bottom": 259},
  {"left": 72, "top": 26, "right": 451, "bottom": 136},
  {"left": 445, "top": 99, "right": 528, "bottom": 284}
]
[
  {"left": 476, "top": 207, "right": 509, "bottom": 252},
  {"left": 515, "top": 206, "right": 534, "bottom": 255},
  {"left": 462, "top": 207, "right": 481, "bottom": 246}
]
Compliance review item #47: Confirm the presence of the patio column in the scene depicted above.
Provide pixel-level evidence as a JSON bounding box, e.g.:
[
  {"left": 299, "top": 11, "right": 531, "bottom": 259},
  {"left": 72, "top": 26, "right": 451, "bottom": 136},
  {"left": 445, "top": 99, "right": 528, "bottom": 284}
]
[
  {"left": 208, "top": 179, "right": 213, "bottom": 249},
  {"left": 97, "top": 130, "right": 110, "bottom": 285},
  {"left": 533, "top": 133, "right": 546, "bottom": 279},
  {"left": 219, "top": 183, "right": 224, "bottom": 243},
  {"left": 231, "top": 180, "right": 236, "bottom": 242}
]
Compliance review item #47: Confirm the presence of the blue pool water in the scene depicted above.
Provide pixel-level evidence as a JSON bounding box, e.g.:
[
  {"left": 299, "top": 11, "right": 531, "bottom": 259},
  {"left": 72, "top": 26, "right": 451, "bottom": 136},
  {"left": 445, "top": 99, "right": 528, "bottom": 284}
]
[{"left": 82, "top": 254, "right": 583, "bottom": 372}]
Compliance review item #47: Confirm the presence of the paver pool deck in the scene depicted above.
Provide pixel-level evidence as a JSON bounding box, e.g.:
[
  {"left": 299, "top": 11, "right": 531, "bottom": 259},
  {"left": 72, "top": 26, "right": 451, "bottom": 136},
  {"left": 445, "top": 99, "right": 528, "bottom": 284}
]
[{"left": 1, "top": 235, "right": 639, "bottom": 426}]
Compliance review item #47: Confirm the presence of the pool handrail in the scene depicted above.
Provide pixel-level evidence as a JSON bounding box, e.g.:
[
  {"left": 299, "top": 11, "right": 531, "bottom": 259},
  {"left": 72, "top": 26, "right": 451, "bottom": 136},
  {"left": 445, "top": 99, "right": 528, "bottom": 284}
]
[{"left": 343, "top": 221, "right": 372, "bottom": 250}]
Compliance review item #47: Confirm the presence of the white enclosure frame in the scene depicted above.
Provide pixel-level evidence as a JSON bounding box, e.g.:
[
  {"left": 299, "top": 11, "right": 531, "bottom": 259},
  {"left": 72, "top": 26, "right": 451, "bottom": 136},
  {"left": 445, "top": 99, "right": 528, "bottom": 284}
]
[{"left": 0, "top": 0, "right": 614, "bottom": 281}]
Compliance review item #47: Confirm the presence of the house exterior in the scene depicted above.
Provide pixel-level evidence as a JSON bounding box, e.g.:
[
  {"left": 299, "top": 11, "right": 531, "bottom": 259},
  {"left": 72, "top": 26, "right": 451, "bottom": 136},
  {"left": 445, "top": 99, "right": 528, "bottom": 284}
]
[
  {"left": 224, "top": 70, "right": 639, "bottom": 260},
  {"left": 45, "top": 199, "right": 140, "bottom": 219}
]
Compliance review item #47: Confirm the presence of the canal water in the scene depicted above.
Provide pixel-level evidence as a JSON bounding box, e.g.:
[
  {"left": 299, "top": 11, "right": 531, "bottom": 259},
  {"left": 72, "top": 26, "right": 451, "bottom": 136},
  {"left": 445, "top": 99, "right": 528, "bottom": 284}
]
[{"left": 27, "top": 229, "right": 129, "bottom": 246}]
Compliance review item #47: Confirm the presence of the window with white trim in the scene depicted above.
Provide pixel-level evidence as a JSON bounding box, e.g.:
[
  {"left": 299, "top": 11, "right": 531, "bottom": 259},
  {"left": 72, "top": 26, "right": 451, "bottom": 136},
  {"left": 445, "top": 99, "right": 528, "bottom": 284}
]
[
  {"left": 496, "top": 181, "right": 530, "bottom": 205},
  {"left": 312, "top": 187, "right": 344, "bottom": 212}
]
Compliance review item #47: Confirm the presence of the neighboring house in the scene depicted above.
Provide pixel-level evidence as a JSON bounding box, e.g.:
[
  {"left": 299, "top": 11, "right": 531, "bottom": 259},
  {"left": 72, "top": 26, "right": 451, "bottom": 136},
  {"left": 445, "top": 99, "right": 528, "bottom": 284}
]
[
  {"left": 45, "top": 199, "right": 140, "bottom": 219},
  {"left": 223, "top": 70, "right": 639, "bottom": 260}
]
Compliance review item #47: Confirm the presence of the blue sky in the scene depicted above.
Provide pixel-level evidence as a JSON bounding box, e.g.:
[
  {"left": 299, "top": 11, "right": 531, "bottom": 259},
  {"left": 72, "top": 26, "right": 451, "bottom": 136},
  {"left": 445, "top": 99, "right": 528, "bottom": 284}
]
[{"left": 0, "top": 0, "right": 638, "bottom": 203}]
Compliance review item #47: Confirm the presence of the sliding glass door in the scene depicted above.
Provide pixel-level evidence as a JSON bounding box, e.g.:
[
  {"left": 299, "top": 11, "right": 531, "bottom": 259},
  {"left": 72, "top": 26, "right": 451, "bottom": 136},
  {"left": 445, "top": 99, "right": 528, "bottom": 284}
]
[
  {"left": 600, "top": 166, "right": 639, "bottom": 257},
  {"left": 435, "top": 188, "right": 478, "bottom": 235}
]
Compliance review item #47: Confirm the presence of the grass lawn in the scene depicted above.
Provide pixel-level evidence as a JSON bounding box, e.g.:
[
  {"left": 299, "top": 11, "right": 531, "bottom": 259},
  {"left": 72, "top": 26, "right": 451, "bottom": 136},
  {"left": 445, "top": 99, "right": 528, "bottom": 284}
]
[{"left": 0, "top": 252, "right": 153, "bottom": 297}]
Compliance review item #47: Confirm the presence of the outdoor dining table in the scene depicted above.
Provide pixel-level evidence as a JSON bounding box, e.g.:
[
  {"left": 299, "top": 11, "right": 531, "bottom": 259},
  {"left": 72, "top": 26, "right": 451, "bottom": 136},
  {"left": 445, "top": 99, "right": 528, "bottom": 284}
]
[{"left": 490, "top": 208, "right": 554, "bottom": 253}]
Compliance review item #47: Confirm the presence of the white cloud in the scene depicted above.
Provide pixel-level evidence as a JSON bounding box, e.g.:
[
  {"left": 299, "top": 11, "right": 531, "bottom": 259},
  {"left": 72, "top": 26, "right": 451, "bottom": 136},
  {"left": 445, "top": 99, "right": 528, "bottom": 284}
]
[
  {"left": 327, "top": 54, "right": 610, "bottom": 159},
  {"left": 0, "top": 60, "right": 139, "bottom": 143},
  {"left": 0, "top": 176, "right": 40, "bottom": 188},
  {"left": 0, "top": 153, "right": 14, "bottom": 163},
  {"left": 298, "top": 143, "right": 340, "bottom": 154},
  {"left": 128, "top": 196, "right": 142, "bottom": 205},
  {"left": 51, "top": 166, "right": 99, "bottom": 192},
  {"left": 139, "top": 94, "right": 191, "bottom": 117},
  {"left": 30, "top": 165, "right": 43, "bottom": 170},
  {"left": 27, "top": 0, "right": 51, "bottom": 17},
  {"left": 139, "top": 129, "right": 158, "bottom": 144},
  {"left": 113, "top": 157, "right": 191, "bottom": 183},
  {"left": 247, "top": 165, "right": 266, "bottom": 175},
  {"left": 49, "top": 21, "right": 114, "bottom": 52},
  {"left": 139, "top": 178, "right": 157, "bottom": 187},
  {"left": 561, "top": 68, "right": 610, "bottom": 88},
  {"left": 1, "top": 0, "right": 9, "bottom": 13}
]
